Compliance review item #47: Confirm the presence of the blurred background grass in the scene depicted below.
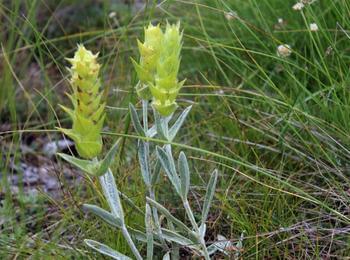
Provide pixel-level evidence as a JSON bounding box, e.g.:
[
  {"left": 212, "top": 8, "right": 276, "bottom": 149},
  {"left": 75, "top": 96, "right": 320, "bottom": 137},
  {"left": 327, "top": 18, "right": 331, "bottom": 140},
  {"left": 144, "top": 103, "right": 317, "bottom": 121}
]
[{"left": 1, "top": 0, "right": 350, "bottom": 258}]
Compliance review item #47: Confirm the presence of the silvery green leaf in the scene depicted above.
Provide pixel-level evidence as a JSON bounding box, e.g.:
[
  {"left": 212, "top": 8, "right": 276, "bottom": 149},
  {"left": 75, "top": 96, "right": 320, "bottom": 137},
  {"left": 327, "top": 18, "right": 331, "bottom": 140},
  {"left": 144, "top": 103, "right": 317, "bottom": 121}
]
[
  {"left": 162, "top": 252, "right": 170, "bottom": 260},
  {"left": 160, "top": 116, "right": 170, "bottom": 140},
  {"left": 57, "top": 153, "right": 97, "bottom": 176},
  {"left": 156, "top": 146, "right": 181, "bottom": 195},
  {"left": 201, "top": 169, "right": 218, "bottom": 224},
  {"left": 118, "top": 191, "right": 144, "bottom": 216},
  {"left": 198, "top": 223, "right": 206, "bottom": 240},
  {"left": 82, "top": 204, "right": 123, "bottom": 228},
  {"left": 178, "top": 152, "right": 190, "bottom": 199},
  {"left": 146, "top": 197, "right": 193, "bottom": 236},
  {"left": 100, "top": 169, "right": 124, "bottom": 220},
  {"left": 145, "top": 204, "right": 154, "bottom": 260},
  {"left": 160, "top": 228, "right": 193, "bottom": 246},
  {"left": 207, "top": 234, "right": 231, "bottom": 256},
  {"left": 169, "top": 106, "right": 192, "bottom": 141},
  {"left": 95, "top": 139, "right": 121, "bottom": 176},
  {"left": 129, "top": 103, "right": 146, "bottom": 137},
  {"left": 142, "top": 99, "right": 149, "bottom": 131},
  {"left": 138, "top": 141, "right": 150, "bottom": 186},
  {"left": 153, "top": 107, "right": 167, "bottom": 140},
  {"left": 146, "top": 125, "right": 157, "bottom": 138},
  {"left": 127, "top": 227, "right": 148, "bottom": 243},
  {"left": 84, "top": 239, "right": 131, "bottom": 260},
  {"left": 151, "top": 159, "right": 161, "bottom": 185}
]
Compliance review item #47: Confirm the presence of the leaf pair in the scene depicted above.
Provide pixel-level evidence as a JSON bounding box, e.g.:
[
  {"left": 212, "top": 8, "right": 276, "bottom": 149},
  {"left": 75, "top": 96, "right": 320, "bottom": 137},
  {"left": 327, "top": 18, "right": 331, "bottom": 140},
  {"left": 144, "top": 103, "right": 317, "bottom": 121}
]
[{"left": 57, "top": 139, "right": 121, "bottom": 177}]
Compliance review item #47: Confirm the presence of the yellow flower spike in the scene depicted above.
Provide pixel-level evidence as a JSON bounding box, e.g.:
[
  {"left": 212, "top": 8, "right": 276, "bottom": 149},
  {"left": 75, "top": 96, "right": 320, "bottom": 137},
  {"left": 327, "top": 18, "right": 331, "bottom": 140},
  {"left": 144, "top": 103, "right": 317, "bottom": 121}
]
[
  {"left": 149, "top": 22, "right": 184, "bottom": 116},
  {"left": 132, "top": 22, "right": 184, "bottom": 116},
  {"left": 132, "top": 24, "right": 164, "bottom": 100},
  {"left": 59, "top": 44, "right": 105, "bottom": 159}
]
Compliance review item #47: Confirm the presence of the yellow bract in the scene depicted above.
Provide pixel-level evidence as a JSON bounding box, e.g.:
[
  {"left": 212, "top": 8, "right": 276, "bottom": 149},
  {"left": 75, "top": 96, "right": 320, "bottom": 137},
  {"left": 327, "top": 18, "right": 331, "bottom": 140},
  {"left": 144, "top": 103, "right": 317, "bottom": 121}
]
[
  {"left": 59, "top": 45, "right": 105, "bottom": 159},
  {"left": 133, "top": 22, "right": 184, "bottom": 116}
]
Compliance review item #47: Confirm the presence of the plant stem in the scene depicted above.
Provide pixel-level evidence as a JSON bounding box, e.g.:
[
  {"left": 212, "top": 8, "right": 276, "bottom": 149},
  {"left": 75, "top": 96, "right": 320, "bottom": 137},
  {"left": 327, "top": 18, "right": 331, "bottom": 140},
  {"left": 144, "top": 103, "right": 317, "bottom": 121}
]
[
  {"left": 121, "top": 226, "right": 143, "bottom": 260},
  {"left": 142, "top": 100, "right": 169, "bottom": 250},
  {"left": 149, "top": 187, "right": 169, "bottom": 250},
  {"left": 98, "top": 166, "right": 142, "bottom": 260},
  {"left": 183, "top": 199, "right": 210, "bottom": 260}
]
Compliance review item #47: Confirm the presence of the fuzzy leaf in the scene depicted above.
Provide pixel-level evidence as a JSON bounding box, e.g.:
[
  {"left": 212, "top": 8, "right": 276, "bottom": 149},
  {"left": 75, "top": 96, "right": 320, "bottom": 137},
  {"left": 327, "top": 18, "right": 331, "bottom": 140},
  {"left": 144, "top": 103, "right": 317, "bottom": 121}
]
[
  {"left": 146, "top": 197, "right": 195, "bottom": 239},
  {"left": 129, "top": 104, "right": 146, "bottom": 137},
  {"left": 84, "top": 239, "right": 131, "bottom": 260},
  {"left": 201, "top": 169, "right": 218, "bottom": 224},
  {"left": 161, "top": 228, "right": 193, "bottom": 246},
  {"left": 145, "top": 204, "right": 154, "bottom": 260},
  {"left": 153, "top": 107, "right": 167, "bottom": 140},
  {"left": 156, "top": 146, "right": 181, "bottom": 195},
  {"left": 57, "top": 153, "right": 98, "bottom": 176},
  {"left": 178, "top": 151, "right": 190, "bottom": 199},
  {"left": 169, "top": 106, "right": 192, "bottom": 141},
  {"left": 95, "top": 139, "right": 121, "bottom": 176},
  {"left": 151, "top": 159, "right": 162, "bottom": 185},
  {"left": 100, "top": 169, "right": 124, "bottom": 219},
  {"left": 138, "top": 141, "right": 150, "bottom": 186},
  {"left": 83, "top": 204, "right": 123, "bottom": 228}
]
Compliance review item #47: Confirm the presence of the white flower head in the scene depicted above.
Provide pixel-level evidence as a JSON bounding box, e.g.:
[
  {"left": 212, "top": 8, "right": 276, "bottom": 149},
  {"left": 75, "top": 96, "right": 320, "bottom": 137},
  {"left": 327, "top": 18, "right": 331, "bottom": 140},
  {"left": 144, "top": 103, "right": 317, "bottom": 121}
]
[
  {"left": 292, "top": 2, "right": 305, "bottom": 11},
  {"left": 310, "top": 23, "right": 318, "bottom": 31},
  {"left": 278, "top": 18, "right": 284, "bottom": 24},
  {"left": 277, "top": 44, "right": 292, "bottom": 58}
]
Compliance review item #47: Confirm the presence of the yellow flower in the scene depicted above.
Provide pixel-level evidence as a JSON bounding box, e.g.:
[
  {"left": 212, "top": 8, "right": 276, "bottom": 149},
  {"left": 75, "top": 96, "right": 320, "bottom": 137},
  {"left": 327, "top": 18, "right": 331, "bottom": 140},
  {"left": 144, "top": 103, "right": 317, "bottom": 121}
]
[
  {"left": 132, "top": 24, "right": 163, "bottom": 100},
  {"left": 133, "top": 22, "right": 184, "bottom": 116},
  {"left": 58, "top": 44, "right": 105, "bottom": 159}
]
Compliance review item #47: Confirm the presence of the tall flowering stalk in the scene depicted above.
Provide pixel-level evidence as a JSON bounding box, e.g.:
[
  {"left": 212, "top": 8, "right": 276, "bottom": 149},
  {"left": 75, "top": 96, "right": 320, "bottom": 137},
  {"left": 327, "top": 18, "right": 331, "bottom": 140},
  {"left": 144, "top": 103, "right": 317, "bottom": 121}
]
[
  {"left": 130, "top": 23, "right": 218, "bottom": 259},
  {"left": 58, "top": 45, "right": 142, "bottom": 260},
  {"left": 57, "top": 29, "right": 223, "bottom": 259}
]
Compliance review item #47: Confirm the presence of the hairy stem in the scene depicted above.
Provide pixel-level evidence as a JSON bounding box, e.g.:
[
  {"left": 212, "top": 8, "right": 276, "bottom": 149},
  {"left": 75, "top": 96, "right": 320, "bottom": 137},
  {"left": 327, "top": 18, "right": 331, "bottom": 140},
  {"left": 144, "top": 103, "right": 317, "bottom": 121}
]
[{"left": 183, "top": 199, "right": 210, "bottom": 260}]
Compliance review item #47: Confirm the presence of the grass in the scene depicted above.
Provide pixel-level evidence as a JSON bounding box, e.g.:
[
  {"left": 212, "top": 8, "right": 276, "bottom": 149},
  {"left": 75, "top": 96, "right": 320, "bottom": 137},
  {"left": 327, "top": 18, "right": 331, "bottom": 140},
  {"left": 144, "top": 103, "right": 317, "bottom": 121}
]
[{"left": 1, "top": 0, "right": 350, "bottom": 258}]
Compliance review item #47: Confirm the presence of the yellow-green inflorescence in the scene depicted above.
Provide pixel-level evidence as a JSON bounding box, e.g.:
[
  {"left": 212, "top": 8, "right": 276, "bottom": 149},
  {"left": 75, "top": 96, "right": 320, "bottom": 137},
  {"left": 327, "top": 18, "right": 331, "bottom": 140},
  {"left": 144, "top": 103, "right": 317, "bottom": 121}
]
[
  {"left": 132, "top": 22, "right": 185, "bottom": 116},
  {"left": 58, "top": 45, "right": 105, "bottom": 159}
]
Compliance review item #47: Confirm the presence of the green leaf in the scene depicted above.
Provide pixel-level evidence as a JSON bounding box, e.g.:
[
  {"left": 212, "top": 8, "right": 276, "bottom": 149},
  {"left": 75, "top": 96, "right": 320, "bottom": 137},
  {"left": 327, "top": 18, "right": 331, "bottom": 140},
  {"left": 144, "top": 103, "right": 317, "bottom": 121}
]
[
  {"left": 145, "top": 204, "right": 154, "bottom": 260},
  {"left": 138, "top": 141, "right": 151, "bottom": 186},
  {"left": 100, "top": 169, "right": 124, "bottom": 219},
  {"left": 57, "top": 139, "right": 121, "bottom": 177},
  {"left": 146, "top": 197, "right": 195, "bottom": 240},
  {"left": 178, "top": 151, "right": 190, "bottom": 199},
  {"left": 169, "top": 106, "right": 192, "bottom": 141},
  {"left": 151, "top": 159, "right": 161, "bottom": 185},
  {"left": 95, "top": 139, "right": 121, "bottom": 176},
  {"left": 161, "top": 228, "right": 194, "bottom": 247},
  {"left": 201, "top": 169, "right": 218, "bottom": 224},
  {"left": 82, "top": 204, "right": 123, "bottom": 228},
  {"left": 129, "top": 103, "right": 146, "bottom": 137},
  {"left": 57, "top": 153, "right": 97, "bottom": 176},
  {"left": 156, "top": 146, "right": 181, "bottom": 195},
  {"left": 153, "top": 107, "right": 168, "bottom": 140},
  {"left": 84, "top": 239, "right": 131, "bottom": 260}
]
